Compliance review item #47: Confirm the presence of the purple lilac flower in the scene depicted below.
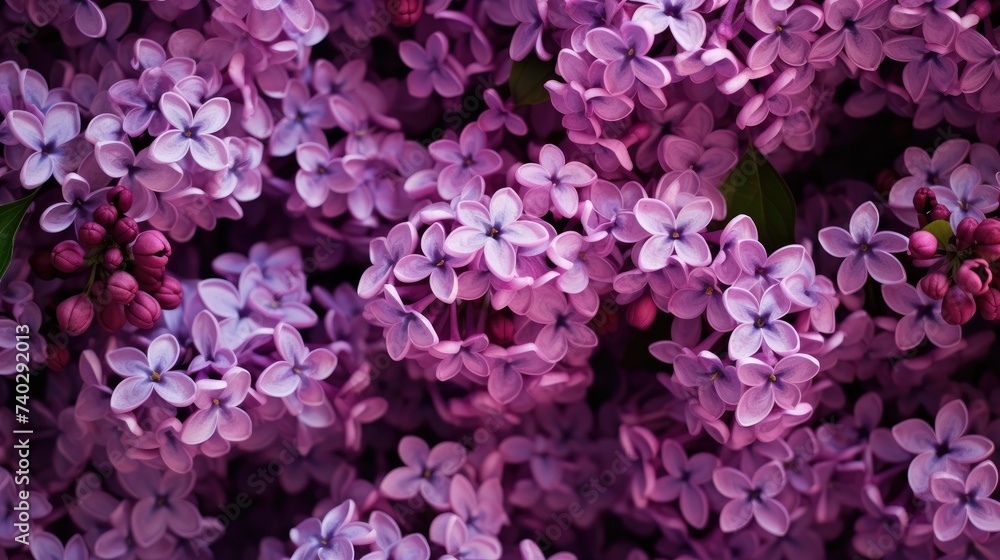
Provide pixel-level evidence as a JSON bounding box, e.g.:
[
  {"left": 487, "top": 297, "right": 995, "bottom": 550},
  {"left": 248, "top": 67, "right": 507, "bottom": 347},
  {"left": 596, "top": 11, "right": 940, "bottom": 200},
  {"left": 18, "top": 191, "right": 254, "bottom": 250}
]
[
  {"left": 818, "top": 201, "right": 909, "bottom": 294},
  {"left": 107, "top": 334, "right": 197, "bottom": 413}
]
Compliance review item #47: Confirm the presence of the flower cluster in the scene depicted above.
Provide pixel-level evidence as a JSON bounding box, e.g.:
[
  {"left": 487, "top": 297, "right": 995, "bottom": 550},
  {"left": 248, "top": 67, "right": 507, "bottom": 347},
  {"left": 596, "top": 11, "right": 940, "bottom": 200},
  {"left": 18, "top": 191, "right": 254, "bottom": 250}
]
[{"left": 2, "top": 0, "right": 1000, "bottom": 558}]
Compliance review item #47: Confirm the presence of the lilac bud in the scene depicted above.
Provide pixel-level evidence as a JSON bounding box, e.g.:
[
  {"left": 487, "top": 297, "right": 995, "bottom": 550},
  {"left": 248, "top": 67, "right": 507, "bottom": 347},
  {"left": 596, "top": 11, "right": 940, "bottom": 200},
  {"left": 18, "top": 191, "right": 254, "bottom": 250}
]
[
  {"left": 103, "top": 246, "right": 124, "bottom": 271},
  {"left": 929, "top": 204, "right": 951, "bottom": 223},
  {"left": 112, "top": 217, "right": 139, "bottom": 245},
  {"left": 98, "top": 303, "right": 127, "bottom": 332},
  {"left": 57, "top": 294, "right": 94, "bottom": 336},
  {"left": 79, "top": 222, "right": 107, "bottom": 248},
  {"left": 956, "top": 259, "right": 992, "bottom": 295},
  {"left": 919, "top": 271, "right": 951, "bottom": 300},
  {"left": 969, "top": 0, "right": 991, "bottom": 18},
  {"left": 912, "top": 187, "right": 936, "bottom": 215},
  {"left": 131, "top": 230, "right": 171, "bottom": 269},
  {"left": 152, "top": 275, "right": 182, "bottom": 310},
  {"left": 107, "top": 185, "right": 133, "bottom": 213},
  {"left": 93, "top": 204, "right": 118, "bottom": 228},
  {"left": 907, "top": 231, "right": 939, "bottom": 259},
  {"left": 51, "top": 241, "right": 85, "bottom": 273},
  {"left": 133, "top": 267, "right": 164, "bottom": 292},
  {"left": 957, "top": 217, "right": 979, "bottom": 251},
  {"left": 976, "top": 288, "right": 1000, "bottom": 320},
  {"left": 106, "top": 271, "right": 138, "bottom": 305},
  {"left": 125, "top": 291, "right": 162, "bottom": 329},
  {"left": 974, "top": 218, "right": 1000, "bottom": 261},
  {"left": 941, "top": 286, "right": 977, "bottom": 325},
  {"left": 626, "top": 295, "right": 657, "bottom": 331}
]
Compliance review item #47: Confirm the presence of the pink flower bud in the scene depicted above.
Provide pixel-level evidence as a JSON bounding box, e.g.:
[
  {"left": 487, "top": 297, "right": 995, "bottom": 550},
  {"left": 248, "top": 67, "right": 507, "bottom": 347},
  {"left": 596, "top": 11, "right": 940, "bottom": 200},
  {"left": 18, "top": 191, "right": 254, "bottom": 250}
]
[
  {"left": 626, "top": 295, "right": 657, "bottom": 331},
  {"left": 98, "top": 303, "right": 127, "bottom": 332},
  {"left": 974, "top": 218, "right": 1000, "bottom": 261},
  {"left": 487, "top": 314, "right": 515, "bottom": 345},
  {"left": 956, "top": 259, "right": 992, "bottom": 296},
  {"left": 969, "top": 0, "right": 991, "bottom": 18},
  {"left": 913, "top": 187, "right": 936, "bottom": 215},
  {"left": 112, "top": 217, "right": 139, "bottom": 245},
  {"left": 125, "top": 291, "right": 162, "bottom": 329},
  {"left": 957, "top": 217, "right": 979, "bottom": 251},
  {"left": 103, "top": 246, "right": 124, "bottom": 271},
  {"left": 908, "top": 230, "right": 939, "bottom": 259},
  {"left": 919, "top": 271, "right": 951, "bottom": 299},
  {"left": 388, "top": 0, "right": 423, "bottom": 27},
  {"left": 131, "top": 230, "right": 171, "bottom": 269},
  {"left": 57, "top": 294, "right": 94, "bottom": 335},
  {"left": 152, "top": 275, "right": 182, "bottom": 310},
  {"left": 929, "top": 204, "right": 951, "bottom": 223},
  {"left": 133, "top": 267, "right": 165, "bottom": 291},
  {"left": 93, "top": 204, "right": 118, "bottom": 227},
  {"left": 941, "top": 285, "right": 976, "bottom": 325},
  {"left": 79, "top": 222, "right": 107, "bottom": 248},
  {"left": 976, "top": 288, "right": 1000, "bottom": 320},
  {"left": 107, "top": 185, "right": 133, "bottom": 213},
  {"left": 106, "top": 271, "right": 138, "bottom": 305},
  {"left": 50, "top": 241, "right": 85, "bottom": 273}
]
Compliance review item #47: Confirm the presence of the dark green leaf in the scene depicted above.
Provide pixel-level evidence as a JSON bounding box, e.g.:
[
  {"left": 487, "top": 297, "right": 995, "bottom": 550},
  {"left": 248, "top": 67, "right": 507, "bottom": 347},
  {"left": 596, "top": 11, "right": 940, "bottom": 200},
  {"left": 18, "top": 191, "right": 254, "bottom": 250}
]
[
  {"left": 921, "top": 220, "right": 953, "bottom": 247},
  {"left": 719, "top": 144, "right": 797, "bottom": 252},
  {"left": 0, "top": 190, "right": 39, "bottom": 281},
  {"left": 509, "top": 54, "right": 558, "bottom": 106}
]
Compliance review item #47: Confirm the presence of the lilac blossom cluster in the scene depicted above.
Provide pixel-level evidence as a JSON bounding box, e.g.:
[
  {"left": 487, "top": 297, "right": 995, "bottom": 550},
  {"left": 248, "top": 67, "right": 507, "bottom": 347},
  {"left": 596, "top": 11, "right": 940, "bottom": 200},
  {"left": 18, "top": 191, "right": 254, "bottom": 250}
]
[{"left": 1, "top": 0, "right": 1000, "bottom": 558}]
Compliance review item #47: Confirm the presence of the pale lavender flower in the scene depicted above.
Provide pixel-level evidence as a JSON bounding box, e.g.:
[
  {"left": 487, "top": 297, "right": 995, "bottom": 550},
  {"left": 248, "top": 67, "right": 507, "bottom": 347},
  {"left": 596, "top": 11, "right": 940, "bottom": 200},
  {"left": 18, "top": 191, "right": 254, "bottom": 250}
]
[
  {"left": 930, "top": 461, "right": 1000, "bottom": 541},
  {"left": 818, "top": 201, "right": 909, "bottom": 294},
  {"left": 364, "top": 285, "right": 439, "bottom": 360},
  {"left": 584, "top": 22, "right": 671, "bottom": 95},
  {"left": 180, "top": 367, "right": 252, "bottom": 445},
  {"left": 632, "top": 0, "right": 707, "bottom": 51},
  {"left": 290, "top": 500, "right": 376, "bottom": 560},
  {"left": 150, "top": 92, "right": 231, "bottom": 171},
  {"left": 394, "top": 223, "right": 474, "bottom": 304},
  {"left": 931, "top": 164, "right": 1000, "bottom": 229},
  {"left": 399, "top": 32, "right": 466, "bottom": 98},
  {"left": 734, "top": 353, "right": 820, "bottom": 426},
  {"left": 713, "top": 461, "right": 790, "bottom": 536},
  {"left": 724, "top": 284, "right": 799, "bottom": 359},
  {"left": 38, "top": 173, "right": 109, "bottom": 233},
  {"left": 257, "top": 323, "right": 337, "bottom": 406},
  {"left": 7, "top": 102, "right": 81, "bottom": 188},
  {"left": 515, "top": 144, "right": 598, "bottom": 218},
  {"left": 380, "top": 436, "right": 467, "bottom": 509},
  {"left": 428, "top": 124, "right": 503, "bottom": 200},
  {"left": 107, "top": 334, "right": 197, "bottom": 414},
  {"left": 633, "top": 197, "right": 713, "bottom": 270},
  {"left": 882, "top": 282, "right": 962, "bottom": 350}
]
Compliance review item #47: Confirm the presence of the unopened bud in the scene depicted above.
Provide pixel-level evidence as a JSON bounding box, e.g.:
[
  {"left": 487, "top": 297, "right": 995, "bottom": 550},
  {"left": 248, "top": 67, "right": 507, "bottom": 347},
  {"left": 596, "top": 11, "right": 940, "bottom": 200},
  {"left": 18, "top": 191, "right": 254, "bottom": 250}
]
[
  {"left": 941, "top": 285, "right": 977, "bottom": 325},
  {"left": 112, "top": 217, "right": 139, "bottom": 245},
  {"left": 152, "top": 275, "right": 182, "bottom": 310},
  {"left": 908, "top": 230, "right": 939, "bottom": 259},
  {"left": 103, "top": 246, "right": 124, "bottom": 271},
  {"left": 626, "top": 295, "right": 657, "bottom": 331},
  {"left": 957, "top": 258, "right": 992, "bottom": 295},
  {"left": 79, "top": 222, "right": 107, "bottom": 248},
  {"left": 106, "top": 271, "right": 138, "bottom": 305},
  {"left": 98, "top": 303, "right": 127, "bottom": 331},
  {"left": 957, "top": 217, "right": 979, "bottom": 251},
  {"left": 974, "top": 218, "right": 1000, "bottom": 260},
  {"left": 919, "top": 271, "right": 951, "bottom": 300},
  {"left": 125, "top": 291, "right": 162, "bottom": 329},
  {"left": 107, "top": 185, "right": 133, "bottom": 213},
  {"left": 93, "top": 204, "right": 118, "bottom": 228},
  {"left": 57, "top": 294, "right": 94, "bottom": 335},
  {"left": 976, "top": 288, "right": 1000, "bottom": 320},
  {"left": 131, "top": 230, "right": 171, "bottom": 269},
  {"left": 51, "top": 241, "right": 85, "bottom": 273}
]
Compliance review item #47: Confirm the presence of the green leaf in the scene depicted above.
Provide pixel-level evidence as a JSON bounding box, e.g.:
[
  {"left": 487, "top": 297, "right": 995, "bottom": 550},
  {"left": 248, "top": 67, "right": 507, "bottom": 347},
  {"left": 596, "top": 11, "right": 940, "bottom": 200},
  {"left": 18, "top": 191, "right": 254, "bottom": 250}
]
[
  {"left": 921, "top": 220, "right": 953, "bottom": 247},
  {"left": 0, "top": 190, "right": 40, "bottom": 281},
  {"left": 719, "top": 144, "right": 797, "bottom": 252},
  {"left": 508, "top": 54, "right": 558, "bottom": 106}
]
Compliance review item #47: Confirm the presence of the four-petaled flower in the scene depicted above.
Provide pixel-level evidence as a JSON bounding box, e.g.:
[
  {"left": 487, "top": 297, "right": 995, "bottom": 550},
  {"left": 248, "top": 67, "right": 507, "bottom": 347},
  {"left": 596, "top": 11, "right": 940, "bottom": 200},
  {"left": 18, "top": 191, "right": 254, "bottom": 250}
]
[
  {"left": 930, "top": 460, "right": 1000, "bottom": 542},
  {"left": 107, "top": 334, "right": 197, "bottom": 413},
  {"left": 634, "top": 198, "right": 713, "bottom": 270},
  {"left": 380, "top": 436, "right": 467, "bottom": 509},
  {"left": 724, "top": 284, "right": 800, "bottom": 359},
  {"left": 257, "top": 323, "right": 338, "bottom": 405},
  {"left": 150, "top": 92, "right": 231, "bottom": 171},
  {"left": 713, "top": 461, "right": 790, "bottom": 536},
  {"left": 445, "top": 188, "right": 549, "bottom": 282},
  {"left": 819, "top": 201, "right": 909, "bottom": 294},
  {"left": 735, "top": 353, "right": 820, "bottom": 427}
]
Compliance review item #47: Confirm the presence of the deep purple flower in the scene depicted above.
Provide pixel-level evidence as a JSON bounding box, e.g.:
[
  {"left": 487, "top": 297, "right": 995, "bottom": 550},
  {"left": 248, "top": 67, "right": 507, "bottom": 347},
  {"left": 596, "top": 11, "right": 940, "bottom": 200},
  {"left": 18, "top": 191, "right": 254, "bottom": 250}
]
[
  {"left": 429, "top": 124, "right": 503, "bottom": 200},
  {"left": 380, "top": 436, "right": 466, "bottom": 509},
  {"left": 399, "top": 32, "right": 466, "bottom": 98},
  {"left": 809, "top": 0, "right": 888, "bottom": 71},
  {"left": 394, "top": 223, "right": 473, "bottom": 303},
  {"left": 713, "top": 461, "right": 790, "bottom": 536},
  {"left": 882, "top": 282, "right": 962, "bottom": 350}
]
